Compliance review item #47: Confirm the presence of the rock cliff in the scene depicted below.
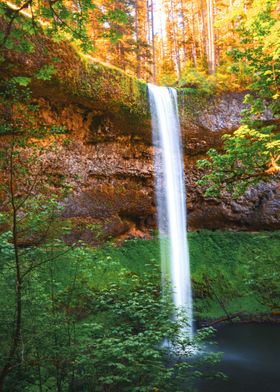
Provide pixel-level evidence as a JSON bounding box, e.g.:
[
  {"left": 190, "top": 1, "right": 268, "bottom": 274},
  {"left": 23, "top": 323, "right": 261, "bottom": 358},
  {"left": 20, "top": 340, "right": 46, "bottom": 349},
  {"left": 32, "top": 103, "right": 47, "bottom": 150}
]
[
  {"left": 17, "top": 90, "right": 279, "bottom": 242},
  {"left": 1, "top": 30, "right": 280, "bottom": 241}
]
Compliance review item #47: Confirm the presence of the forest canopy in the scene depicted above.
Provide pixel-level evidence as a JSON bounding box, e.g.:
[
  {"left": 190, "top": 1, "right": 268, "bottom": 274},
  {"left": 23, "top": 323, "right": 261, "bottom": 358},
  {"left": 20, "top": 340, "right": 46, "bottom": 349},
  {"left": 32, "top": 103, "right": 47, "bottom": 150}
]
[{"left": 0, "top": 0, "right": 279, "bottom": 88}]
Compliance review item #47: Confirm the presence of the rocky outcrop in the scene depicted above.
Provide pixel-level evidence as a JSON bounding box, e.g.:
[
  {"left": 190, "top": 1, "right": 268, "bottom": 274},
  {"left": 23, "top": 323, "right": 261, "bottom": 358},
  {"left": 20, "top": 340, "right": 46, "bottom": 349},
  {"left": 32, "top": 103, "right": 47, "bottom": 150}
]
[
  {"left": 1, "top": 24, "right": 280, "bottom": 241},
  {"left": 179, "top": 90, "right": 275, "bottom": 155},
  {"left": 188, "top": 178, "right": 280, "bottom": 231},
  {"left": 180, "top": 91, "right": 249, "bottom": 154},
  {"left": 179, "top": 91, "right": 280, "bottom": 232},
  {"left": 26, "top": 91, "right": 279, "bottom": 242}
]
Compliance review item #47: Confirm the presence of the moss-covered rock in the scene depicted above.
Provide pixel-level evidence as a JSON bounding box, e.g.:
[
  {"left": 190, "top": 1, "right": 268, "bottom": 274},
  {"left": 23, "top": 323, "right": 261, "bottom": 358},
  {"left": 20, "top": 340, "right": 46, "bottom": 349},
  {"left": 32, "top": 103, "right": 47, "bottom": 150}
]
[{"left": 1, "top": 19, "right": 150, "bottom": 142}]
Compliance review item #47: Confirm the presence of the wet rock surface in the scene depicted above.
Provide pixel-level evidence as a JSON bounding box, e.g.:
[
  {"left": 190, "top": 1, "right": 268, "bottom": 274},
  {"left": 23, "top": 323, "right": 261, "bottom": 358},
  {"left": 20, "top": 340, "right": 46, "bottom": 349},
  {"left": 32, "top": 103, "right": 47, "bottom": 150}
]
[
  {"left": 187, "top": 179, "right": 280, "bottom": 231},
  {"left": 1, "top": 89, "right": 279, "bottom": 242},
  {"left": 179, "top": 91, "right": 274, "bottom": 155},
  {"left": 39, "top": 137, "right": 156, "bottom": 243},
  {"left": 30, "top": 91, "right": 280, "bottom": 242},
  {"left": 2, "top": 21, "right": 279, "bottom": 240}
]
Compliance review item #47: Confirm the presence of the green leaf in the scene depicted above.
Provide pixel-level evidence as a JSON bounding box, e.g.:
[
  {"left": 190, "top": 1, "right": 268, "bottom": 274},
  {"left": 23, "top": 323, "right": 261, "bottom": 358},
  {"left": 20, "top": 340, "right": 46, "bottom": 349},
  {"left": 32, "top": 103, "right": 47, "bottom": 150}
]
[
  {"left": 11, "top": 76, "right": 31, "bottom": 86},
  {"left": 35, "top": 65, "right": 56, "bottom": 81}
]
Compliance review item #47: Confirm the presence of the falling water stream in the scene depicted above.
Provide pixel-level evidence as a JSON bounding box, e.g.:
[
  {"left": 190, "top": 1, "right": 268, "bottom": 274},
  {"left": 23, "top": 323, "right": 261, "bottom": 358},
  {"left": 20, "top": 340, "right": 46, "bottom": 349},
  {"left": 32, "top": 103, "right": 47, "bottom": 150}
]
[{"left": 148, "top": 84, "right": 193, "bottom": 338}]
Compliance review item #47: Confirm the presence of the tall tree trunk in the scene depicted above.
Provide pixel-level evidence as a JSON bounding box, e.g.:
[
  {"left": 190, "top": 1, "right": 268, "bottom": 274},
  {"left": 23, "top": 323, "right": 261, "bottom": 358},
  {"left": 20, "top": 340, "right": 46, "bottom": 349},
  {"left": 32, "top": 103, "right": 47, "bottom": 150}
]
[
  {"left": 135, "top": 0, "right": 141, "bottom": 78},
  {"left": 170, "top": 0, "right": 181, "bottom": 78},
  {"left": 150, "top": 0, "right": 156, "bottom": 83},
  {"left": 200, "top": 0, "right": 207, "bottom": 63},
  {"left": 214, "top": 0, "right": 220, "bottom": 66},
  {"left": 191, "top": 1, "right": 197, "bottom": 68},
  {"left": 229, "top": 0, "right": 235, "bottom": 36},
  {"left": 159, "top": 7, "right": 165, "bottom": 59},
  {"left": 207, "top": 0, "right": 215, "bottom": 74},
  {"left": 180, "top": 0, "right": 187, "bottom": 65},
  {"left": 146, "top": 0, "right": 152, "bottom": 80}
]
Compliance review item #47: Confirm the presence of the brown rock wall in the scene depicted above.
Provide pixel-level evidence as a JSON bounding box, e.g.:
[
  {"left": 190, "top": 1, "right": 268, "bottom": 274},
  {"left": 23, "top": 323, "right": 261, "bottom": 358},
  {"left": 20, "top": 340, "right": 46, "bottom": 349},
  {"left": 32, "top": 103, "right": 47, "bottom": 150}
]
[{"left": 1, "top": 83, "right": 279, "bottom": 241}]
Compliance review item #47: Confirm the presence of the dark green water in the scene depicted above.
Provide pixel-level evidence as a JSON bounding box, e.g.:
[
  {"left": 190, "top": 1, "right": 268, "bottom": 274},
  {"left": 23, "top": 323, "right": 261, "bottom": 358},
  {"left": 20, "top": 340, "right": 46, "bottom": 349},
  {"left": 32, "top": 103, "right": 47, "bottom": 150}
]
[{"left": 201, "top": 324, "right": 280, "bottom": 392}]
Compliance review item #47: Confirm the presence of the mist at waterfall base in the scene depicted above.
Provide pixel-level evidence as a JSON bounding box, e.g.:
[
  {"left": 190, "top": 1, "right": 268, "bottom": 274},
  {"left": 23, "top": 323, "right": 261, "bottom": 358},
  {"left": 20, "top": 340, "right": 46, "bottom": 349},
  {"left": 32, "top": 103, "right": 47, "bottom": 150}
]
[
  {"left": 148, "top": 84, "right": 193, "bottom": 338},
  {"left": 147, "top": 85, "right": 280, "bottom": 390},
  {"left": 199, "top": 324, "right": 280, "bottom": 392}
]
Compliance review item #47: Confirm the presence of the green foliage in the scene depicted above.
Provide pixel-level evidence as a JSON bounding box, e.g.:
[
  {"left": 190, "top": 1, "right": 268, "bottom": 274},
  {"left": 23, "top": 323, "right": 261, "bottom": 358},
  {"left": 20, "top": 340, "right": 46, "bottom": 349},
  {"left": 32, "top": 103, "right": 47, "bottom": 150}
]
[
  {"left": 178, "top": 66, "right": 216, "bottom": 95},
  {"left": 197, "top": 124, "right": 279, "bottom": 198},
  {"left": 35, "top": 64, "right": 56, "bottom": 81},
  {"left": 0, "top": 77, "right": 219, "bottom": 389},
  {"left": 244, "top": 253, "right": 280, "bottom": 309},
  {"left": 0, "top": 1, "right": 129, "bottom": 55},
  {"left": 197, "top": 0, "right": 280, "bottom": 197},
  {"left": 189, "top": 230, "right": 280, "bottom": 318},
  {"left": 103, "top": 231, "right": 280, "bottom": 320},
  {"left": 0, "top": 235, "right": 219, "bottom": 391},
  {"left": 177, "top": 62, "right": 252, "bottom": 94},
  {"left": 159, "top": 60, "right": 178, "bottom": 86},
  {"left": 11, "top": 76, "right": 31, "bottom": 86}
]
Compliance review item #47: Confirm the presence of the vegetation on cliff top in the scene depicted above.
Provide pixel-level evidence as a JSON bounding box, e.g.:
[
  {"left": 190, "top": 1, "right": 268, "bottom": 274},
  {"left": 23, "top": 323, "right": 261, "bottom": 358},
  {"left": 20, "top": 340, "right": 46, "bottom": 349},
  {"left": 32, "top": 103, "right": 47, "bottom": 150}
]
[
  {"left": 1, "top": 0, "right": 276, "bottom": 88},
  {"left": 197, "top": 0, "right": 280, "bottom": 198},
  {"left": 0, "top": 2, "right": 149, "bottom": 124}
]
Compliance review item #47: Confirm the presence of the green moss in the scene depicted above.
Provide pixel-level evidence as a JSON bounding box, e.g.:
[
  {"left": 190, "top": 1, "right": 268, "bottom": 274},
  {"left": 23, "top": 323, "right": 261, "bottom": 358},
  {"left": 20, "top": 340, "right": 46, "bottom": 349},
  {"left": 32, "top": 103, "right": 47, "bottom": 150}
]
[
  {"left": 177, "top": 89, "right": 210, "bottom": 120},
  {"left": 95, "top": 230, "right": 280, "bottom": 321},
  {"left": 2, "top": 26, "right": 150, "bottom": 127},
  {"left": 60, "top": 53, "right": 149, "bottom": 119}
]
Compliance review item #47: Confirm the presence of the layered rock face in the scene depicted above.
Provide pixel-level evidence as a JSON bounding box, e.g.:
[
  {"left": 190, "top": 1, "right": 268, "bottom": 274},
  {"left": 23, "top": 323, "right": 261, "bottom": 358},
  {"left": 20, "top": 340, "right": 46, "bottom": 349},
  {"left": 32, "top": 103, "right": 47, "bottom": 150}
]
[
  {"left": 2, "top": 26, "right": 279, "bottom": 240},
  {"left": 180, "top": 92, "right": 280, "bottom": 232},
  {"left": 29, "top": 90, "right": 280, "bottom": 243}
]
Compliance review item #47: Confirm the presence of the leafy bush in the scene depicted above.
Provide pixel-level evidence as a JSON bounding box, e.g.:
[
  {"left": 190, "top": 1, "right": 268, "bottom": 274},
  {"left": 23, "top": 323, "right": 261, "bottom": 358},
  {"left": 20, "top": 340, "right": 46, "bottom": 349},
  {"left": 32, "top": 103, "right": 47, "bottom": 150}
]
[
  {"left": 0, "top": 239, "right": 220, "bottom": 391},
  {"left": 102, "top": 232, "right": 280, "bottom": 320},
  {"left": 196, "top": 0, "right": 280, "bottom": 196},
  {"left": 178, "top": 66, "right": 216, "bottom": 95},
  {"left": 197, "top": 124, "right": 279, "bottom": 198}
]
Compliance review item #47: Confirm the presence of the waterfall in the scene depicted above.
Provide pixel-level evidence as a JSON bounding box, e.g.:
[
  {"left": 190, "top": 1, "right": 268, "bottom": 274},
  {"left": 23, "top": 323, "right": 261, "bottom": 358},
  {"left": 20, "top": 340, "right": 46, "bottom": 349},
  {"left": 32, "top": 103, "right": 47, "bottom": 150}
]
[{"left": 148, "top": 84, "right": 193, "bottom": 338}]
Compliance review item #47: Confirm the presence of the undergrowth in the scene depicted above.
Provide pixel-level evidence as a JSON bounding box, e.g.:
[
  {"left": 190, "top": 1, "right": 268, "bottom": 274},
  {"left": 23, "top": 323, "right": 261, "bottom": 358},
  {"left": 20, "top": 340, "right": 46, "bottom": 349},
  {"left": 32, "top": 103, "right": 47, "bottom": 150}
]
[{"left": 99, "top": 230, "right": 280, "bottom": 320}]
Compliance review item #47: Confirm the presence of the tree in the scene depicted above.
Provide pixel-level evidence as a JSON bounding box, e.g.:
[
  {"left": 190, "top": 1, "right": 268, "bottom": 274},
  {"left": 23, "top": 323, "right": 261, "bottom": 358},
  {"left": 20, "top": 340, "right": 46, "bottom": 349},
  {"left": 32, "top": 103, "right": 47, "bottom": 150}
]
[
  {"left": 0, "top": 77, "right": 75, "bottom": 389},
  {"left": 197, "top": 0, "right": 280, "bottom": 197},
  {"left": 148, "top": 0, "right": 157, "bottom": 82},
  {"left": 206, "top": 0, "right": 215, "bottom": 74}
]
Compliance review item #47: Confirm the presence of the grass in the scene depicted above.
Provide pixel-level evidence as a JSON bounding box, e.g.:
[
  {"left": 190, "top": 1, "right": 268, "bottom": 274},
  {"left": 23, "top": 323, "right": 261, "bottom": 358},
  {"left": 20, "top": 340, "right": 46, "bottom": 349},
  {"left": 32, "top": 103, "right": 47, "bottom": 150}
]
[{"left": 96, "top": 230, "right": 280, "bottom": 321}]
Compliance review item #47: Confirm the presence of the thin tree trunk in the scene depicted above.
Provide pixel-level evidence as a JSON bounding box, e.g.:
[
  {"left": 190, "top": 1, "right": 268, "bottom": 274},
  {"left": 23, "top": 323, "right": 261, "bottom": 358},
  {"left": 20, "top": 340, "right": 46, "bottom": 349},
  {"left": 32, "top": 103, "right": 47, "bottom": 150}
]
[
  {"left": 150, "top": 0, "right": 156, "bottom": 83},
  {"left": 200, "top": 0, "right": 207, "bottom": 63},
  {"left": 229, "top": 0, "right": 235, "bottom": 37},
  {"left": 159, "top": 5, "right": 165, "bottom": 59},
  {"left": 191, "top": 1, "right": 197, "bottom": 68},
  {"left": 135, "top": 0, "right": 141, "bottom": 78},
  {"left": 180, "top": 0, "right": 187, "bottom": 65},
  {"left": 49, "top": 261, "right": 62, "bottom": 392},
  {"left": 170, "top": 0, "right": 181, "bottom": 78},
  {"left": 196, "top": 10, "right": 203, "bottom": 60},
  {"left": 214, "top": 0, "right": 220, "bottom": 66},
  {"left": 146, "top": 0, "right": 152, "bottom": 79},
  {"left": 0, "top": 143, "right": 22, "bottom": 391},
  {"left": 207, "top": 0, "right": 215, "bottom": 74}
]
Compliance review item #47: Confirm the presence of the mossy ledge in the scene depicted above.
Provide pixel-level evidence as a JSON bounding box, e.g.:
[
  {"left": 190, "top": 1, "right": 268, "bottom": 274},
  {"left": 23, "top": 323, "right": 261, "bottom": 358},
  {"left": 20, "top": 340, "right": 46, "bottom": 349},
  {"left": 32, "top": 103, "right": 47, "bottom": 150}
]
[{"left": 1, "top": 18, "right": 150, "bottom": 141}]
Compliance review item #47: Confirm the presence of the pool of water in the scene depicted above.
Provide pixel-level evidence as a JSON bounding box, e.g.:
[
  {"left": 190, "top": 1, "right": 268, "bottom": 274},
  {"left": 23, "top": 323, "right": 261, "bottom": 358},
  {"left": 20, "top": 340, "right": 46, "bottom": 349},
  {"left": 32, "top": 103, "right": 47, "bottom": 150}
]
[{"left": 200, "top": 323, "right": 280, "bottom": 392}]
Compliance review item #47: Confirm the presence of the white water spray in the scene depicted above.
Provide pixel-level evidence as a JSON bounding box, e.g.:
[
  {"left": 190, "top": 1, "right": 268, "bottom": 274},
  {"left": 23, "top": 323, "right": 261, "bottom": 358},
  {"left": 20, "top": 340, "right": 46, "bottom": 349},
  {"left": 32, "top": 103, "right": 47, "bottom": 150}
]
[{"left": 148, "top": 84, "right": 193, "bottom": 338}]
